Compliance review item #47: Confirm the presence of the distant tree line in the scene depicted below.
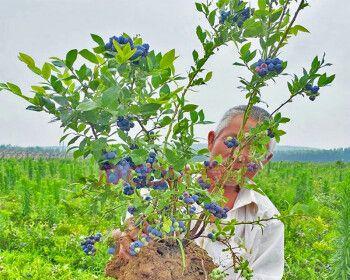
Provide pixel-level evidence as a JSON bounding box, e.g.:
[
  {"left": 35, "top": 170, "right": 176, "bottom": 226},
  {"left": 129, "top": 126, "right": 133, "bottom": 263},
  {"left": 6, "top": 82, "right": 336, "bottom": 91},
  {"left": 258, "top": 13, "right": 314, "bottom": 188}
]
[
  {"left": 272, "top": 147, "right": 350, "bottom": 162},
  {"left": 1, "top": 144, "right": 349, "bottom": 162}
]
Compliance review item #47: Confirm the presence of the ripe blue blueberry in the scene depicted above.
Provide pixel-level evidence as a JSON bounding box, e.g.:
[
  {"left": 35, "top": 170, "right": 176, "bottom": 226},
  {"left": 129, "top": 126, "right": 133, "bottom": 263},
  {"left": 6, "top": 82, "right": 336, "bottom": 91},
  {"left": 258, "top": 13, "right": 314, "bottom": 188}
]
[
  {"left": 268, "top": 63, "right": 275, "bottom": 71},
  {"left": 127, "top": 206, "right": 136, "bottom": 215},
  {"left": 247, "top": 162, "right": 259, "bottom": 172},
  {"left": 108, "top": 247, "right": 116, "bottom": 255},
  {"left": 184, "top": 197, "right": 195, "bottom": 204},
  {"left": 198, "top": 176, "right": 211, "bottom": 189},
  {"left": 305, "top": 84, "right": 313, "bottom": 90},
  {"left": 108, "top": 172, "right": 119, "bottom": 184},
  {"left": 123, "top": 183, "right": 134, "bottom": 195},
  {"left": 275, "top": 63, "right": 282, "bottom": 73},
  {"left": 267, "top": 128, "right": 274, "bottom": 138},
  {"left": 311, "top": 86, "right": 319, "bottom": 93},
  {"left": 224, "top": 136, "right": 239, "bottom": 148},
  {"left": 207, "top": 232, "right": 215, "bottom": 240}
]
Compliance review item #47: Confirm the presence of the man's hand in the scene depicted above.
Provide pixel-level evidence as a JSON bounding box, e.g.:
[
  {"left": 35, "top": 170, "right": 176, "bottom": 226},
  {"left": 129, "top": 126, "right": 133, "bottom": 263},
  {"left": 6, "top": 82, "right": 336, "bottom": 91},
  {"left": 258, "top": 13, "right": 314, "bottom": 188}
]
[{"left": 112, "top": 218, "right": 148, "bottom": 261}]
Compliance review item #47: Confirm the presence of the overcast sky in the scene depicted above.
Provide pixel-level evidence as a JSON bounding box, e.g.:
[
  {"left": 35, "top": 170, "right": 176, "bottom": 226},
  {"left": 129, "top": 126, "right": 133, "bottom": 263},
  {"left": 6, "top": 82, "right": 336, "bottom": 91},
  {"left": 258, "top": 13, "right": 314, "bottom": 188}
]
[{"left": 0, "top": 0, "right": 349, "bottom": 149}]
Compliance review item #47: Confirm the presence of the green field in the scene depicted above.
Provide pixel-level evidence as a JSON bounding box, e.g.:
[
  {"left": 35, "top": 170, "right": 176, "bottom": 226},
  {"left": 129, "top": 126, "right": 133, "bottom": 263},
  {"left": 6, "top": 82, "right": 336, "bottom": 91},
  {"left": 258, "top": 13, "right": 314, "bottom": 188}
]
[{"left": 0, "top": 158, "right": 348, "bottom": 279}]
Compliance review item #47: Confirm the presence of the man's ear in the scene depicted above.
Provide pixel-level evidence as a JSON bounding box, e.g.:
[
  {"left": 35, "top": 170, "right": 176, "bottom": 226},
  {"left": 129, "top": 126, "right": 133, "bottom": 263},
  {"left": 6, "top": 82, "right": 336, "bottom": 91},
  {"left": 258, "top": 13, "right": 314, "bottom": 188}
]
[{"left": 208, "top": 130, "right": 215, "bottom": 152}]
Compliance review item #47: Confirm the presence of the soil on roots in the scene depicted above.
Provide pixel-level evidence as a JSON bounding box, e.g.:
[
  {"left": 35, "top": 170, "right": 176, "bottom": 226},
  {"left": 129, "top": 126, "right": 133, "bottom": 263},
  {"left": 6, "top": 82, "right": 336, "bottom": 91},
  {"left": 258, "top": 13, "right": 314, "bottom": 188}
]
[{"left": 105, "top": 239, "right": 217, "bottom": 280}]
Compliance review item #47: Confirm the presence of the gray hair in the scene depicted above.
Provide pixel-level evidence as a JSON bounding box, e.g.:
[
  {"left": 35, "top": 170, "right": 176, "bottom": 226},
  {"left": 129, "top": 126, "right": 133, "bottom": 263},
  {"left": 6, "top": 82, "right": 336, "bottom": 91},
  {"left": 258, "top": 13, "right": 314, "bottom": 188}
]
[{"left": 214, "top": 105, "right": 276, "bottom": 154}]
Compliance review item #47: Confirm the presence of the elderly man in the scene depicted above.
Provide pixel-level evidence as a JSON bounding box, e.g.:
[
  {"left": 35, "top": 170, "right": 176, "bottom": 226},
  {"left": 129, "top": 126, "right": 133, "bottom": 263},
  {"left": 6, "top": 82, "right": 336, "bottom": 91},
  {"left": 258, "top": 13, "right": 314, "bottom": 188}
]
[
  {"left": 115, "top": 105, "right": 284, "bottom": 280},
  {"left": 193, "top": 105, "right": 284, "bottom": 279}
]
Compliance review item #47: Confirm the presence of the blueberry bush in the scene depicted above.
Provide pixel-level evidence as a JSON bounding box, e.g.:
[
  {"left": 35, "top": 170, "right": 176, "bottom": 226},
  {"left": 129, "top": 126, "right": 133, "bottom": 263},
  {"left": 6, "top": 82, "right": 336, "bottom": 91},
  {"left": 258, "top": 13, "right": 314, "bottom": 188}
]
[{"left": 0, "top": 0, "right": 335, "bottom": 279}]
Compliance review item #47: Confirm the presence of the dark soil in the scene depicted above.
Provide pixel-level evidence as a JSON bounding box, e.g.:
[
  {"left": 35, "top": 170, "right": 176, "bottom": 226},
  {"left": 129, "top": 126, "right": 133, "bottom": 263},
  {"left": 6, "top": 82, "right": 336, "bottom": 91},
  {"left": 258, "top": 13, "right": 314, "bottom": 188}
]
[{"left": 105, "top": 239, "right": 217, "bottom": 280}]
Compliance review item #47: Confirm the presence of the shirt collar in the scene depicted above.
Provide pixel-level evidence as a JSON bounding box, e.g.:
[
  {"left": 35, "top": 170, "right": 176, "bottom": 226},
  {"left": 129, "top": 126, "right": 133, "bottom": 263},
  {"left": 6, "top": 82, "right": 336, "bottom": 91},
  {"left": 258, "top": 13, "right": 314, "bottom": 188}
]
[{"left": 231, "top": 180, "right": 259, "bottom": 213}]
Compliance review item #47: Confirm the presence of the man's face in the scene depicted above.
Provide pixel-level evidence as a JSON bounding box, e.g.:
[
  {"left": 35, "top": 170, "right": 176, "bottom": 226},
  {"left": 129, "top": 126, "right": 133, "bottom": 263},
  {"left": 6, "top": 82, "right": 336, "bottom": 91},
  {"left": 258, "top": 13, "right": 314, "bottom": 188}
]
[{"left": 207, "top": 114, "right": 272, "bottom": 180}]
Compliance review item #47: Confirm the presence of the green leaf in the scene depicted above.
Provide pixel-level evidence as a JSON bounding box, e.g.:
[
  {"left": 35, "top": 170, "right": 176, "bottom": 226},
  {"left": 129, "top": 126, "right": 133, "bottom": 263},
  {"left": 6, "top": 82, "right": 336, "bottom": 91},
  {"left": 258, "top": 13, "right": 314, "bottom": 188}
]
[
  {"left": 7, "top": 83, "right": 22, "bottom": 95},
  {"left": 182, "top": 104, "right": 198, "bottom": 112},
  {"left": 26, "top": 105, "right": 43, "bottom": 112},
  {"left": 66, "top": 49, "right": 78, "bottom": 68},
  {"left": 190, "top": 111, "right": 198, "bottom": 122},
  {"left": 258, "top": 0, "right": 267, "bottom": 10},
  {"left": 42, "top": 63, "right": 51, "bottom": 80},
  {"left": 240, "top": 42, "right": 251, "bottom": 57},
  {"left": 160, "top": 49, "right": 176, "bottom": 69},
  {"left": 195, "top": 2, "right": 203, "bottom": 12},
  {"left": 208, "top": 10, "right": 216, "bottom": 26},
  {"left": 270, "top": 8, "right": 283, "bottom": 22},
  {"left": 197, "top": 148, "right": 209, "bottom": 155},
  {"left": 130, "top": 149, "right": 148, "bottom": 165},
  {"left": 73, "top": 149, "right": 84, "bottom": 159},
  {"left": 162, "top": 218, "right": 172, "bottom": 233},
  {"left": 140, "top": 103, "right": 161, "bottom": 114},
  {"left": 293, "top": 25, "right": 310, "bottom": 33},
  {"left": 79, "top": 49, "right": 99, "bottom": 64},
  {"left": 196, "top": 26, "right": 206, "bottom": 43},
  {"left": 192, "top": 50, "right": 199, "bottom": 62},
  {"left": 68, "top": 135, "right": 80, "bottom": 146},
  {"left": 318, "top": 74, "right": 335, "bottom": 87},
  {"left": 204, "top": 71, "right": 213, "bottom": 82},
  {"left": 91, "top": 34, "right": 105, "bottom": 46},
  {"left": 77, "top": 100, "right": 98, "bottom": 111},
  {"left": 165, "top": 148, "right": 177, "bottom": 163},
  {"left": 160, "top": 116, "right": 172, "bottom": 127},
  {"left": 280, "top": 117, "right": 290, "bottom": 123},
  {"left": 18, "top": 53, "right": 35, "bottom": 67},
  {"left": 31, "top": 86, "right": 45, "bottom": 94},
  {"left": 101, "top": 85, "right": 121, "bottom": 110},
  {"left": 289, "top": 25, "right": 310, "bottom": 36}
]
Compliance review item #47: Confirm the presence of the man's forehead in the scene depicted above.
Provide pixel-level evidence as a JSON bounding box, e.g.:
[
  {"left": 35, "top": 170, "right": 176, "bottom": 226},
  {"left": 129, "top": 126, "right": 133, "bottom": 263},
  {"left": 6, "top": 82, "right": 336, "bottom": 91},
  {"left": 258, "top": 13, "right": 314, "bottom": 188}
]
[{"left": 217, "top": 114, "right": 258, "bottom": 137}]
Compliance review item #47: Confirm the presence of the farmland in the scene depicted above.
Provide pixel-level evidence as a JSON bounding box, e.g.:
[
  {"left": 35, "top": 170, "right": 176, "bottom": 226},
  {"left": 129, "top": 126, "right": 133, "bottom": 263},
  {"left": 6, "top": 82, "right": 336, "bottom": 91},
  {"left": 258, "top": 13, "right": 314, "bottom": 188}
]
[{"left": 0, "top": 158, "right": 348, "bottom": 279}]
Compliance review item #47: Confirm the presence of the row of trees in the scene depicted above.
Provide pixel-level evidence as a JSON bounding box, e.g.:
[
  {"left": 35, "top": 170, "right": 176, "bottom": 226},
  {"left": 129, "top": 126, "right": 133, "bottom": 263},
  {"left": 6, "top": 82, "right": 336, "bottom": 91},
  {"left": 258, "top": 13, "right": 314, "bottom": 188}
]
[{"left": 1, "top": 144, "right": 349, "bottom": 161}]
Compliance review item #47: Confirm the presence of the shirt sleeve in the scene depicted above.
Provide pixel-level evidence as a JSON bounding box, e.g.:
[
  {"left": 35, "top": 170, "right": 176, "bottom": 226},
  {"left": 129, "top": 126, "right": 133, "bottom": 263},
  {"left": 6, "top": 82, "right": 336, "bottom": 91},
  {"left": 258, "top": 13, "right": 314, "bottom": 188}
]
[{"left": 248, "top": 218, "right": 285, "bottom": 280}]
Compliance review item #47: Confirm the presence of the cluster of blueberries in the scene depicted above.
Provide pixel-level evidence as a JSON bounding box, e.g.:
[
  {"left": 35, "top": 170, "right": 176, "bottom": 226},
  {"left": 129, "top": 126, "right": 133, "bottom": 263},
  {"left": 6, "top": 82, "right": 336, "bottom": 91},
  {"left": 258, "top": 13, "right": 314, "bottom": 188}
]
[
  {"left": 153, "top": 179, "right": 168, "bottom": 190},
  {"left": 117, "top": 116, "right": 134, "bottom": 132},
  {"left": 81, "top": 233, "right": 102, "bottom": 255},
  {"left": 182, "top": 192, "right": 199, "bottom": 205},
  {"left": 123, "top": 182, "right": 134, "bottom": 195},
  {"left": 220, "top": 6, "right": 252, "bottom": 27},
  {"left": 204, "top": 160, "right": 218, "bottom": 169},
  {"left": 131, "top": 43, "right": 150, "bottom": 60},
  {"left": 197, "top": 176, "right": 211, "bottom": 190},
  {"left": 105, "top": 35, "right": 134, "bottom": 50},
  {"left": 147, "top": 225, "right": 163, "bottom": 238},
  {"left": 129, "top": 240, "right": 145, "bottom": 256},
  {"left": 170, "top": 219, "right": 187, "bottom": 233},
  {"left": 189, "top": 205, "right": 197, "bottom": 214},
  {"left": 204, "top": 202, "right": 229, "bottom": 219},
  {"left": 305, "top": 84, "right": 320, "bottom": 101},
  {"left": 107, "top": 157, "right": 133, "bottom": 184},
  {"left": 224, "top": 136, "right": 239, "bottom": 148},
  {"left": 105, "top": 35, "right": 150, "bottom": 61},
  {"left": 254, "top": 58, "right": 283, "bottom": 77},
  {"left": 133, "top": 160, "right": 153, "bottom": 189},
  {"left": 247, "top": 162, "right": 259, "bottom": 172}
]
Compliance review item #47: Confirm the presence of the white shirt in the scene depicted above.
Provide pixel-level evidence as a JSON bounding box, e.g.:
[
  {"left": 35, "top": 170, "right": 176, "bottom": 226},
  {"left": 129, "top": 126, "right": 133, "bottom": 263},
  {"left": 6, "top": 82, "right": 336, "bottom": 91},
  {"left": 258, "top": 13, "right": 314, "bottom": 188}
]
[{"left": 193, "top": 187, "right": 284, "bottom": 280}]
